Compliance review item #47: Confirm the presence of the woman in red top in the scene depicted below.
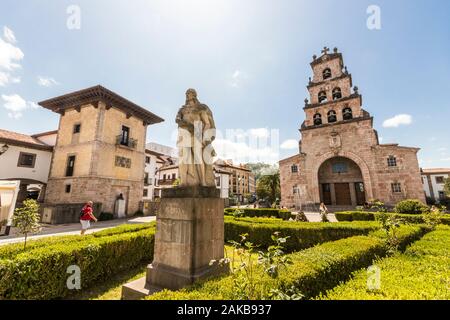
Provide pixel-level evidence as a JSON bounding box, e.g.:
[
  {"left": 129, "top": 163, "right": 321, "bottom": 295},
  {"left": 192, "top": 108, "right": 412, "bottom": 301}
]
[{"left": 80, "top": 201, "right": 98, "bottom": 235}]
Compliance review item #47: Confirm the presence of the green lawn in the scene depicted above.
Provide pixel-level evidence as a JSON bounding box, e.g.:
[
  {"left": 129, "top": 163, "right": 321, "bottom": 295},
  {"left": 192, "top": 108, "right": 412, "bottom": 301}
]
[
  {"left": 67, "top": 246, "right": 244, "bottom": 300},
  {"left": 68, "top": 263, "right": 148, "bottom": 300}
]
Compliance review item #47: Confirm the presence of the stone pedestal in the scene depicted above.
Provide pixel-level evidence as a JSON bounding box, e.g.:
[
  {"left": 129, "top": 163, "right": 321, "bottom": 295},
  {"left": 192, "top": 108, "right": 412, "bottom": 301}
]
[{"left": 122, "top": 186, "right": 228, "bottom": 299}]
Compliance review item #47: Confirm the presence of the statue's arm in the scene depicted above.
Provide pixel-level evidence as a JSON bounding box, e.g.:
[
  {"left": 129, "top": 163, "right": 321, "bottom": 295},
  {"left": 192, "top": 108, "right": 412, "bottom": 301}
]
[
  {"left": 176, "top": 108, "right": 190, "bottom": 128},
  {"left": 201, "top": 109, "right": 216, "bottom": 142}
]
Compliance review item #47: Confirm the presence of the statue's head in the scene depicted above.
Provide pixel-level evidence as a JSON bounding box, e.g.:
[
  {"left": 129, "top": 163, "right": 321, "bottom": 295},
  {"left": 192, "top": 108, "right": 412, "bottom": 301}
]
[{"left": 185, "top": 88, "right": 198, "bottom": 105}]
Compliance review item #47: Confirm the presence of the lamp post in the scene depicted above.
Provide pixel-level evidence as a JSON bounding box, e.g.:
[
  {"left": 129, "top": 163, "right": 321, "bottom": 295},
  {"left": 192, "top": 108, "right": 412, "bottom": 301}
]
[{"left": 0, "top": 144, "right": 9, "bottom": 156}]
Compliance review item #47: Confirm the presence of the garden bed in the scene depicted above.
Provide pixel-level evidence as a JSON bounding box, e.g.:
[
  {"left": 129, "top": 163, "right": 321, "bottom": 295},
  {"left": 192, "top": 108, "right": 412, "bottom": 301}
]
[
  {"left": 146, "top": 224, "right": 429, "bottom": 300},
  {"left": 321, "top": 225, "right": 450, "bottom": 300},
  {"left": 334, "top": 211, "right": 450, "bottom": 225}
]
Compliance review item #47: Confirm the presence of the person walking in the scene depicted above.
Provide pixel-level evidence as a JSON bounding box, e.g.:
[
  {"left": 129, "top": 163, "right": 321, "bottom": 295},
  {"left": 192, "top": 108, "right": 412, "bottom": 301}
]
[
  {"left": 80, "top": 201, "right": 97, "bottom": 235},
  {"left": 319, "top": 202, "right": 329, "bottom": 222}
]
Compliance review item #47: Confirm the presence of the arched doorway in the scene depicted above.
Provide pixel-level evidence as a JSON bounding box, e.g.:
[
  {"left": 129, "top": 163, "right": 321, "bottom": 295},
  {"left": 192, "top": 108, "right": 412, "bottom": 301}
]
[{"left": 318, "top": 157, "right": 366, "bottom": 206}]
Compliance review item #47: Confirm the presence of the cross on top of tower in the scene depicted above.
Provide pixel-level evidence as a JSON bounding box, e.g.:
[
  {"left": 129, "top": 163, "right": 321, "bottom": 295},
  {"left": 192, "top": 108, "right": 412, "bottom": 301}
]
[{"left": 321, "top": 46, "right": 330, "bottom": 55}]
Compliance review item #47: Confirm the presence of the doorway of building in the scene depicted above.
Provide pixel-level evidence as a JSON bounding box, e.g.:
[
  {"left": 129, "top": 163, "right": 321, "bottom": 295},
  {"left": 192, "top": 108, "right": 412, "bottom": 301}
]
[
  {"left": 335, "top": 183, "right": 352, "bottom": 205},
  {"left": 318, "top": 157, "right": 366, "bottom": 207},
  {"left": 321, "top": 183, "right": 332, "bottom": 205}
]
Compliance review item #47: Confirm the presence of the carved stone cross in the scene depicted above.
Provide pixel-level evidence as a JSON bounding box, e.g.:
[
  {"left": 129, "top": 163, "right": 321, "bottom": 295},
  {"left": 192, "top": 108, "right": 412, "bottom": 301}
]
[{"left": 321, "top": 46, "right": 330, "bottom": 55}]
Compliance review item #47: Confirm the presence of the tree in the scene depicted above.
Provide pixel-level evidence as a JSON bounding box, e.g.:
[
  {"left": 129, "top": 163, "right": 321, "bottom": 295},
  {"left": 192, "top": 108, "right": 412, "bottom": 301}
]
[
  {"left": 257, "top": 173, "right": 280, "bottom": 204},
  {"left": 12, "top": 199, "right": 42, "bottom": 250},
  {"left": 246, "top": 163, "right": 278, "bottom": 181},
  {"left": 445, "top": 178, "right": 450, "bottom": 197}
]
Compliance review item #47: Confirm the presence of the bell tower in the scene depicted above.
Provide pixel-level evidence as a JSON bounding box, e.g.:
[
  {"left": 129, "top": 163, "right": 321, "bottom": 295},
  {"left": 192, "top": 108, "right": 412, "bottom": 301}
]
[
  {"left": 279, "top": 46, "right": 425, "bottom": 210},
  {"left": 302, "top": 47, "right": 368, "bottom": 130}
]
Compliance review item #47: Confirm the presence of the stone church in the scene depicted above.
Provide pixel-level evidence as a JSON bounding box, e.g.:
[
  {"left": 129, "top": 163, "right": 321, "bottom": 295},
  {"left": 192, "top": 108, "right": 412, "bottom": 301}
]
[{"left": 279, "top": 48, "right": 425, "bottom": 209}]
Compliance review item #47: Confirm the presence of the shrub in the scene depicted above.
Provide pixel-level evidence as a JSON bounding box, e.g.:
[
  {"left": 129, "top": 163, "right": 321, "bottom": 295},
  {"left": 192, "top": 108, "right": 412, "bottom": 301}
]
[
  {"left": 394, "top": 199, "right": 429, "bottom": 215},
  {"left": 0, "top": 227, "right": 155, "bottom": 299},
  {"left": 224, "top": 208, "right": 293, "bottom": 220},
  {"left": 224, "top": 217, "right": 379, "bottom": 253},
  {"left": 322, "top": 226, "right": 450, "bottom": 300},
  {"left": 147, "top": 224, "right": 428, "bottom": 300},
  {"left": 334, "top": 211, "right": 450, "bottom": 226},
  {"left": 293, "top": 211, "right": 308, "bottom": 222}
]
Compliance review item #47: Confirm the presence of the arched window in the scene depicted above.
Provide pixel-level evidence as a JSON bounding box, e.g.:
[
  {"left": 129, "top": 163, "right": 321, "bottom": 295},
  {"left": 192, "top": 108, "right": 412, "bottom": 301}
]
[
  {"left": 313, "top": 113, "right": 322, "bottom": 126},
  {"left": 291, "top": 164, "right": 298, "bottom": 173},
  {"left": 318, "top": 91, "right": 327, "bottom": 103},
  {"left": 323, "top": 68, "right": 332, "bottom": 80},
  {"left": 327, "top": 110, "right": 337, "bottom": 123},
  {"left": 343, "top": 107, "right": 353, "bottom": 120},
  {"left": 332, "top": 87, "right": 342, "bottom": 100}
]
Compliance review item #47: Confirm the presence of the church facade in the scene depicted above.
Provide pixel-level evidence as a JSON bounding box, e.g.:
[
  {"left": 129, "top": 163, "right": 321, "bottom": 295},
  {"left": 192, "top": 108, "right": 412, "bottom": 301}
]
[{"left": 279, "top": 48, "right": 425, "bottom": 209}]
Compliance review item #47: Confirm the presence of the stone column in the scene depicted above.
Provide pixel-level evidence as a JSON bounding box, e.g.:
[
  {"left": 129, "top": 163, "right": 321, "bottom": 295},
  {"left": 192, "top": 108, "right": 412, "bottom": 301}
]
[{"left": 349, "top": 182, "right": 357, "bottom": 206}]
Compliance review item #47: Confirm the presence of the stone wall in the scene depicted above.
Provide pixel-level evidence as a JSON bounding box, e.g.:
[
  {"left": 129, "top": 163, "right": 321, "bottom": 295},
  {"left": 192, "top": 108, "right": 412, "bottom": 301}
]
[{"left": 45, "top": 176, "right": 142, "bottom": 215}]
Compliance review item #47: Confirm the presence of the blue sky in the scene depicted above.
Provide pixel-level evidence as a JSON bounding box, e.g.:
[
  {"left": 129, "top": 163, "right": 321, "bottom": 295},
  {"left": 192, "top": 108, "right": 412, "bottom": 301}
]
[{"left": 0, "top": 0, "right": 449, "bottom": 167}]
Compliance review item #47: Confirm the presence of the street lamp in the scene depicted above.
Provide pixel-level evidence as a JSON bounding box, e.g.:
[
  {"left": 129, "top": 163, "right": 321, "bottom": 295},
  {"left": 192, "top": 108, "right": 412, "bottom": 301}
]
[{"left": 0, "top": 144, "right": 9, "bottom": 156}]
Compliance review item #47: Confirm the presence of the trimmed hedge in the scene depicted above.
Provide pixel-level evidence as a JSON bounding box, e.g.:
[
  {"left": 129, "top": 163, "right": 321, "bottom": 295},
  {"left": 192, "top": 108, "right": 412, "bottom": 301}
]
[
  {"left": 224, "top": 208, "right": 293, "bottom": 220},
  {"left": 0, "top": 222, "right": 155, "bottom": 260},
  {"left": 0, "top": 226, "right": 155, "bottom": 299},
  {"left": 334, "top": 211, "right": 450, "bottom": 225},
  {"left": 322, "top": 225, "right": 450, "bottom": 300},
  {"left": 394, "top": 199, "right": 429, "bottom": 214},
  {"left": 224, "top": 216, "right": 380, "bottom": 252},
  {"left": 147, "top": 224, "right": 429, "bottom": 300}
]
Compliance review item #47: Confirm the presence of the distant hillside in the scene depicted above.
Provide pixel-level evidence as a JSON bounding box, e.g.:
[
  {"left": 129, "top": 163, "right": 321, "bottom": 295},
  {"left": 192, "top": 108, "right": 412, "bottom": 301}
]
[{"left": 246, "top": 162, "right": 279, "bottom": 180}]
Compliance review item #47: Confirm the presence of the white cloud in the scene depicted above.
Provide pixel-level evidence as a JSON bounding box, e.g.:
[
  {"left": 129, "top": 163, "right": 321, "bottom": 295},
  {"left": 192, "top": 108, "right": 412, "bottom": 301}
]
[
  {"left": 1, "top": 94, "right": 38, "bottom": 119},
  {"left": 382, "top": 114, "right": 412, "bottom": 128},
  {"left": 3, "top": 26, "right": 17, "bottom": 44},
  {"left": 0, "top": 37, "right": 23, "bottom": 71},
  {"left": 280, "top": 139, "right": 298, "bottom": 150},
  {"left": 229, "top": 69, "right": 247, "bottom": 88},
  {"left": 437, "top": 147, "right": 447, "bottom": 152},
  {"left": 0, "top": 71, "right": 20, "bottom": 86},
  {"left": 249, "top": 128, "right": 270, "bottom": 138},
  {"left": 37, "top": 76, "right": 59, "bottom": 87},
  {"left": 440, "top": 157, "right": 450, "bottom": 162},
  {"left": 0, "top": 26, "right": 23, "bottom": 87},
  {"left": 213, "top": 138, "right": 279, "bottom": 164}
]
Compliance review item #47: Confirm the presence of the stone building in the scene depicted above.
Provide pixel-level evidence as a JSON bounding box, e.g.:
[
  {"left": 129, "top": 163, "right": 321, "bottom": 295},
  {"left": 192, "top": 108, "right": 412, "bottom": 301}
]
[
  {"left": 279, "top": 47, "right": 425, "bottom": 209},
  {"left": 154, "top": 162, "right": 231, "bottom": 199},
  {"left": 214, "top": 159, "right": 256, "bottom": 201},
  {"left": 38, "top": 85, "right": 163, "bottom": 220}
]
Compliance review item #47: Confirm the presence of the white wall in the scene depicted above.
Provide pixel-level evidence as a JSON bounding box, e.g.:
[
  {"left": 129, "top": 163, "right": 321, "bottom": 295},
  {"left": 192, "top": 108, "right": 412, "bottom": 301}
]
[
  {"left": 430, "top": 173, "right": 449, "bottom": 200},
  {"left": 0, "top": 145, "right": 52, "bottom": 183},
  {"left": 143, "top": 153, "right": 158, "bottom": 200},
  {"left": 217, "top": 173, "right": 230, "bottom": 199},
  {"left": 421, "top": 175, "right": 431, "bottom": 198}
]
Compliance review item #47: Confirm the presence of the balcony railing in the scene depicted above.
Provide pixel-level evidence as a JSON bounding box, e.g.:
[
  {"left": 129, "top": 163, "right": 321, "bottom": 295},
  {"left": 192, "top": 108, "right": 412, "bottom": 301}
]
[{"left": 116, "top": 135, "right": 137, "bottom": 149}]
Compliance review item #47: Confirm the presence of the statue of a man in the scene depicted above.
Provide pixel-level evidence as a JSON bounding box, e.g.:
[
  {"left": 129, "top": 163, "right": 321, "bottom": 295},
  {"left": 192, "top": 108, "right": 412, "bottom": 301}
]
[{"left": 176, "top": 89, "right": 217, "bottom": 187}]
